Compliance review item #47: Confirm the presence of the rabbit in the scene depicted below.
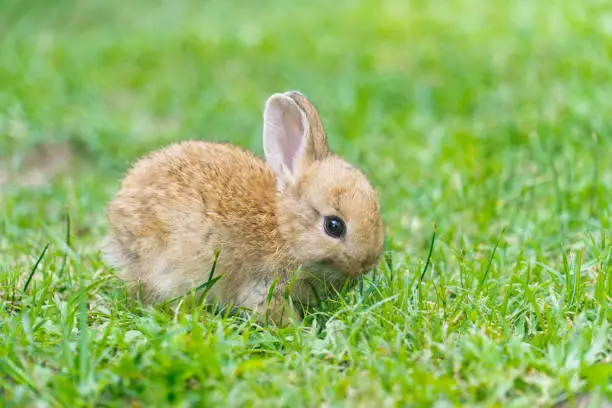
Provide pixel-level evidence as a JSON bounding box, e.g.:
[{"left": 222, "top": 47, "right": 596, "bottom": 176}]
[{"left": 103, "top": 91, "right": 384, "bottom": 325}]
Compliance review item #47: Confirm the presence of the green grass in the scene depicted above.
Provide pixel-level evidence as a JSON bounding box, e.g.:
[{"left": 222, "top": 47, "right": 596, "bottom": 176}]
[{"left": 1, "top": 0, "right": 612, "bottom": 406}]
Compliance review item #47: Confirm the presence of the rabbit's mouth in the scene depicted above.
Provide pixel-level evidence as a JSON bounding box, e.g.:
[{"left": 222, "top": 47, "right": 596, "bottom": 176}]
[
  {"left": 299, "top": 260, "right": 350, "bottom": 285},
  {"left": 302, "top": 259, "right": 370, "bottom": 287},
  {"left": 292, "top": 261, "right": 357, "bottom": 305},
  {"left": 315, "top": 255, "right": 378, "bottom": 279}
]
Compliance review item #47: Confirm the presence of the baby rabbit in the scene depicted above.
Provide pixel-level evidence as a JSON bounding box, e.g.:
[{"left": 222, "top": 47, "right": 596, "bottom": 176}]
[{"left": 104, "top": 91, "right": 384, "bottom": 325}]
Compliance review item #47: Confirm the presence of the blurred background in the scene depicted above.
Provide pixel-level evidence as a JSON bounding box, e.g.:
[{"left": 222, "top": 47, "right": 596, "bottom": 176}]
[{"left": 1, "top": 0, "right": 610, "bottom": 257}]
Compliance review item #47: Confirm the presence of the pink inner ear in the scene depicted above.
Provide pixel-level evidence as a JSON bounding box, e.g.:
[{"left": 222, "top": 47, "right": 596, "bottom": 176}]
[{"left": 280, "top": 109, "right": 305, "bottom": 172}]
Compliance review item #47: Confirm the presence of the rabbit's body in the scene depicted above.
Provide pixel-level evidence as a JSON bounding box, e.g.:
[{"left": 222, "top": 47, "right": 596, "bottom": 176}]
[
  {"left": 105, "top": 91, "right": 383, "bottom": 325},
  {"left": 106, "top": 141, "right": 330, "bottom": 310}
]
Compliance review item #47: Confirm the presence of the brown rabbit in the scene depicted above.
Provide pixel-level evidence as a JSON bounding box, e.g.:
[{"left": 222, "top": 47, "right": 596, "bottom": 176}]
[{"left": 103, "top": 91, "right": 384, "bottom": 325}]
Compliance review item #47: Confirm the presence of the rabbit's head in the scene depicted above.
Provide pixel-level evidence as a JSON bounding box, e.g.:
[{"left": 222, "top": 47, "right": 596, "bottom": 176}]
[{"left": 263, "top": 91, "right": 384, "bottom": 281}]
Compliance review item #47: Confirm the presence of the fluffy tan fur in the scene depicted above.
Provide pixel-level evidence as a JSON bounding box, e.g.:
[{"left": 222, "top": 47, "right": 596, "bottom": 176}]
[{"left": 104, "top": 91, "right": 383, "bottom": 325}]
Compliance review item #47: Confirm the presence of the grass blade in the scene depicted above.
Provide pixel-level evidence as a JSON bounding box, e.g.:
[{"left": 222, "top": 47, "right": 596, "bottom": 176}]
[
  {"left": 420, "top": 228, "right": 437, "bottom": 282},
  {"left": 477, "top": 228, "right": 505, "bottom": 293},
  {"left": 22, "top": 243, "right": 49, "bottom": 292},
  {"left": 58, "top": 213, "right": 71, "bottom": 277}
]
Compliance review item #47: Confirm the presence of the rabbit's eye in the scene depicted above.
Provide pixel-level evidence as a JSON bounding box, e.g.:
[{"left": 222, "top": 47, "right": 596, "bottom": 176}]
[{"left": 324, "top": 216, "right": 346, "bottom": 239}]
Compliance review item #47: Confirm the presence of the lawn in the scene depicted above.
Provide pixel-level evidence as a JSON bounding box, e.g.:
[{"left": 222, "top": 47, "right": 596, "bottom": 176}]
[{"left": 1, "top": 0, "right": 611, "bottom": 406}]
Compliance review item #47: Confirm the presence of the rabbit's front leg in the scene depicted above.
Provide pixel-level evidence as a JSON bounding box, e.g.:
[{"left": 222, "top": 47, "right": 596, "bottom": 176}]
[{"left": 252, "top": 292, "right": 302, "bottom": 327}]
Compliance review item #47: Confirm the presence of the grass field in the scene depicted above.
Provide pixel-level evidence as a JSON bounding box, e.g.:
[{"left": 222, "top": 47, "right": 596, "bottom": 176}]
[{"left": 1, "top": 0, "right": 611, "bottom": 406}]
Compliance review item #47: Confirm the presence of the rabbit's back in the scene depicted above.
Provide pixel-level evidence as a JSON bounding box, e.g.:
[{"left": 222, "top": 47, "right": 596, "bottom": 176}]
[{"left": 105, "top": 140, "right": 283, "bottom": 301}]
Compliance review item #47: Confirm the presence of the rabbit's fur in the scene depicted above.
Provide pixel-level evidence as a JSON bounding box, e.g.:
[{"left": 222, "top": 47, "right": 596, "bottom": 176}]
[{"left": 104, "top": 91, "right": 383, "bottom": 325}]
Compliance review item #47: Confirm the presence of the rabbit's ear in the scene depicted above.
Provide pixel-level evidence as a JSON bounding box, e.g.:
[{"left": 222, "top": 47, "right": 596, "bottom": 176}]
[
  {"left": 283, "top": 91, "right": 329, "bottom": 160},
  {"left": 263, "top": 92, "right": 328, "bottom": 189}
]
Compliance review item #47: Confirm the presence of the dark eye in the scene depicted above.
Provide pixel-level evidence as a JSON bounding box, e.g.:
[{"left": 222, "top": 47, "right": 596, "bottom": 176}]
[{"left": 323, "top": 216, "right": 346, "bottom": 239}]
